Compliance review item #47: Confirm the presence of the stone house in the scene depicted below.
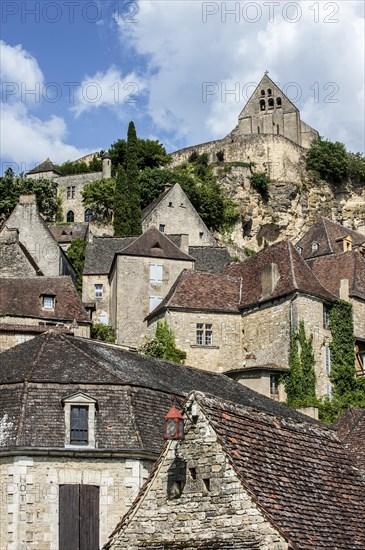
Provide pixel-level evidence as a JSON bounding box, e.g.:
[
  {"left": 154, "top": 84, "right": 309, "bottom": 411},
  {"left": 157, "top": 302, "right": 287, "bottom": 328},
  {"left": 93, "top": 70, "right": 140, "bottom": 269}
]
[
  {"left": 0, "top": 195, "right": 75, "bottom": 281},
  {"left": 0, "top": 277, "right": 90, "bottom": 351},
  {"left": 141, "top": 183, "right": 217, "bottom": 247},
  {"left": 104, "top": 391, "right": 365, "bottom": 550},
  {"left": 296, "top": 217, "right": 365, "bottom": 260},
  {"left": 109, "top": 228, "right": 195, "bottom": 347},
  {"left": 0, "top": 331, "right": 311, "bottom": 549},
  {"left": 0, "top": 227, "right": 43, "bottom": 278},
  {"left": 147, "top": 239, "right": 336, "bottom": 399},
  {"left": 27, "top": 153, "right": 112, "bottom": 224}
]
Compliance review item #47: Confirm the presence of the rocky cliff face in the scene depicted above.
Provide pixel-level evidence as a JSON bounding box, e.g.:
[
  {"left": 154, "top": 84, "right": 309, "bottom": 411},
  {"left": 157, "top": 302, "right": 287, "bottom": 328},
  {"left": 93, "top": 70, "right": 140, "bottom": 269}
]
[
  {"left": 171, "top": 135, "right": 364, "bottom": 256},
  {"left": 216, "top": 161, "right": 364, "bottom": 256}
]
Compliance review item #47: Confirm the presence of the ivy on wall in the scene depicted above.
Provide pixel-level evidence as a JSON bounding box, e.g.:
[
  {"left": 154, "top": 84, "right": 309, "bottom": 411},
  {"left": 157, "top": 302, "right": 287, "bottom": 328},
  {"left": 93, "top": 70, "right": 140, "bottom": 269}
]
[{"left": 284, "top": 320, "right": 317, "bottom": 408}]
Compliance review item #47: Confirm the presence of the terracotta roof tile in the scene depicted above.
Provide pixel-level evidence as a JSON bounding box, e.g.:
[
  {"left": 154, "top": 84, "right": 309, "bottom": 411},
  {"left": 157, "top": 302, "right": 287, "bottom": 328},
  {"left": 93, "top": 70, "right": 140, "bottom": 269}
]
[
  {"left": 309, "top": 250, "right": 365, "bottom": 300},
  {"left": 296, "top": 218, "right": 365, "bottom": 260},
  {"left": 200, "top": 394, "right": 365, "bottom": 549},
  {"left": 225, "top": 240, "right": 335, "bottom": 307},
  {"left": 333, "top": 407, "right": 365, "bottom": 473},
  {"left": 0, "top": 277, "right": 89, "bottom": 322}
]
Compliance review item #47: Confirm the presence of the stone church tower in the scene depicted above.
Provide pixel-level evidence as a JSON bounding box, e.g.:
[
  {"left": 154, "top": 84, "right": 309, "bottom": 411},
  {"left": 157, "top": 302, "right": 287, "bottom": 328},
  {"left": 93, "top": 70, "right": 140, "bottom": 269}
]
[{"left": 236, "top": 73, "right": 318, "bottom": 148}]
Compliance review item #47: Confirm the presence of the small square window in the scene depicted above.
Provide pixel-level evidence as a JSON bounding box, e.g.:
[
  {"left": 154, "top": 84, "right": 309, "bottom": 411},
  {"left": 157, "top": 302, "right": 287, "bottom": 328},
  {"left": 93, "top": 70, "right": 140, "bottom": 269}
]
[
  {"left": 43, "top": 296, "right": 55, "bottom": 310},
  {"left": 199, "top": 232, "right": 204, "bottom": 239},
  {"left": 159, "top": 224, "right": 165, "bottom": 233},
  {"left": 95, "top": 284, "right": 103, "bottom": 299}
]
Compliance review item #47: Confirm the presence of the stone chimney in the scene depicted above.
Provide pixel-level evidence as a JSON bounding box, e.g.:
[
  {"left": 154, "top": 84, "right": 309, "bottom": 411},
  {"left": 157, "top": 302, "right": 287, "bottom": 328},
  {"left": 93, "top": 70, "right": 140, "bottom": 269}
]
[
  {"left": 261, "top": 263, "right": 280, "bottom": 300},
  {"left": 340, "top": 278, "right": 349, "bottom": 301},
  {"left": 179, "top": 234, "right": 189, "bottom": 254},
  {"left": 19, "top": 194, "right": 37, "bottom": 204},
  {"left": 296, "top": 406, "right": 319, "bottom": 420}
]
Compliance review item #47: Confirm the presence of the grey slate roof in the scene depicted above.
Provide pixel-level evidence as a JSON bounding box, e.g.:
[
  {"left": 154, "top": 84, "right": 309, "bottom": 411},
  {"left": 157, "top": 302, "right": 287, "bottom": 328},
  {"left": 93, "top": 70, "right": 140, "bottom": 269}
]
[
  {"left": 83, "top": 237, "right": 137, "bottom": 275},
  {"left": 189, "top": 246, "right": 232, "bottom": 273},
  {"left": 119, "top": 227, "right": 194, "bottom": 262},
  {"left": 27, "top": 158, "right": 62, "bottom": 175},
  {"left": 0, "top": 332, "right": 325, "bottom": 454}
]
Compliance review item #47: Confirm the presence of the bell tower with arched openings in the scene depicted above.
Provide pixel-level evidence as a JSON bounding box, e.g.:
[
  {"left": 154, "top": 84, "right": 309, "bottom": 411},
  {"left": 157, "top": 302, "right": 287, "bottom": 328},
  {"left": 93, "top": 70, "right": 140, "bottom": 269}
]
[{"left": 237, "top": 73, "right": 318, "bottom": 148}]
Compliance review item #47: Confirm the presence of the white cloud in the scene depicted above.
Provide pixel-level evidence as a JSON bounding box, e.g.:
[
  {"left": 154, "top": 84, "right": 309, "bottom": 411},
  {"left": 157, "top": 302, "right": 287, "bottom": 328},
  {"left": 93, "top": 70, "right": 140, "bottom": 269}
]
[
  {"left": 71, "top": 67, "right": 145, "bottom": 117},
  {"left": 0, "top": 41, "right": 94, "bottom": 170},
  {"left": 115, "top": 0, "right": 364, "bottom": 152}
]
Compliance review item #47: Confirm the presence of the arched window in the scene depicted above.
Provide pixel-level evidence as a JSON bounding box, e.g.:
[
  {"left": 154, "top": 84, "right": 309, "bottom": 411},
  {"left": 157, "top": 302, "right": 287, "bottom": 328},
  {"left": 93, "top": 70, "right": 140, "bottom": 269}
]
[
  {"left": 276, "top": 97, "right": 282, "bottom": 107},
  {"left": 268, "top": 97, "right": 274, "bottom": 109},
  {"left": 260, "top": 89, "right": 265, "bottom": 96},
  {"left": 267, "top": 88, "right": 272, "bottom": 96},
  {"left": 66, "top": 210, "right": 74, "bottom": 223},
  {"left": 258, "top": 126, "right": 260, "bottom": 134},
  {"left": 276, "top": 124, "right": 279, "bottom": 135},
  {"left": 260, "top": 99, "right": 266, "bottom": 111},
  {"left": 84, "top": 208, "right": 93, "bottom": 222}
]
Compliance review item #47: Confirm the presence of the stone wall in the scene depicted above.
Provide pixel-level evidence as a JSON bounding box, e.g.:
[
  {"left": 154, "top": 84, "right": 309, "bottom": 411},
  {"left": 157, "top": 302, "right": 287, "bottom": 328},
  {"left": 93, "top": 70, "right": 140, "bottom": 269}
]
[
  {"left": 142, "top": 184, "right": 217, "bottom": 247},
  {"left": 352, "top": 297, "right": 365, "bottom": 340},
  {"left": 2, "top": 196, "right": 74, "bottom": 279},
  {"left": 107, "top": 401, "right": 288, "bottom": 549},
  {"left": 56, "top": 172, "right": 102, "bottom": 223},
  {"left": 0, "top": 455, "right": 153, "bottom": 550},
  {"left": 110, "top": 255, "right": 194, "bottom": 347},
  {"left": 147, "top": 310, "right": 243, "bottom": 373},
  {"left": 0, "top": 230, "right": 39, "bottom": 278},
  {"left": 82, "top": 274, "right": 111, "bottom": 325},
  {"left": 241, "top": 294, "right": 332, "bottom": 398}
]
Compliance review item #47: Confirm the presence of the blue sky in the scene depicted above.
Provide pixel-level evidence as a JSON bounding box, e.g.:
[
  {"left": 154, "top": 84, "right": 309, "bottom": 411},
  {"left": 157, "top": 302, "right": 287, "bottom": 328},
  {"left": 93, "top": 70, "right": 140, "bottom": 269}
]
[{"left": 1, "top": 0, "right": 364, "bottom": 174}]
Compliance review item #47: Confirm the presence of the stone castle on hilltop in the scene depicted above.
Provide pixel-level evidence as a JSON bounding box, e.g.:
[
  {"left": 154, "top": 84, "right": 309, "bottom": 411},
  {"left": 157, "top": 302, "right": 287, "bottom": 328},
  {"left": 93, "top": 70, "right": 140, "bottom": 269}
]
[{"left": 27, "top": 74, "right": 319, "bottom": 224}]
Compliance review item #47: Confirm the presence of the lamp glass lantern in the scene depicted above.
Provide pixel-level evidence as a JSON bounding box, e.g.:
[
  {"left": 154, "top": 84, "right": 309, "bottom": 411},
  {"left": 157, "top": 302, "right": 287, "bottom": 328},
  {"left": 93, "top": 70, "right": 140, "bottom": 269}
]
[{"left": 164, "top": 405, "right": 184, "bottom": 440}]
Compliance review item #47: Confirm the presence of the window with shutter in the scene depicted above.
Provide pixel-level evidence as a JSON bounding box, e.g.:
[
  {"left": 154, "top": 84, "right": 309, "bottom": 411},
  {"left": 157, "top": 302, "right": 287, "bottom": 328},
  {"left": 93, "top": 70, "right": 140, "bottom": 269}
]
[
  {"left": 149, "top": 296, "right": 163, "bottom": 312},
  {"left": 150, "top": 263, "right": 163, "bottom": 283}
]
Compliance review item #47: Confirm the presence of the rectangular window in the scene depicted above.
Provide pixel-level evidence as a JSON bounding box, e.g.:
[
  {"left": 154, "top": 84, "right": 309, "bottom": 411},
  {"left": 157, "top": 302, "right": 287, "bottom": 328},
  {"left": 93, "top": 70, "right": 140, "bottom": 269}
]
[
  {"left": 325, "top": 346, "right": 331, "bottom": 374},
  {"left": 43, "top": 296, "right": 55, "bottom": 309},
  {"left": 99, "top": 313, "right": 108, "bottom": 325},
  {"left": 323, "top": 305, "right": 330, "bottom": 329},
  {"left": 196, "top": 323, "right": 213, "bottom": 346},
  {"left": 67, "top": 186, "right": 71, "bottom": 199},
  {"left": 149, "top": 296, "right": 162, "bottom": 313},
  {"left": 159, "top": 224, "right": 165, "bottom": 233},
  {"left": 150, "top": 263, "right": 163, "bottom": 283},
  {"left": 67, "top": 186, "right": 76, "bottom": 199},
  {"left": 270, "top": 374, "right": 280, "bottom": 400},
  {"left": 70, "top": 406, "right": 88, "bottom": 445},
  {"left": 94, "top": 284, "right": 103, "bottom": 299},
  {"left": 71, "top": 186, "right": 75, "bottom": 199}
]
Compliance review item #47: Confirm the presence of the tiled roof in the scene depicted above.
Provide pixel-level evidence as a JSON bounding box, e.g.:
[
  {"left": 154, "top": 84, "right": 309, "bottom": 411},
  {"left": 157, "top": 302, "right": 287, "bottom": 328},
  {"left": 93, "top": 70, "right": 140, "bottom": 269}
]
[
  {"left": 83, "top": 236, "right": 137, "bottom": 274},
  {"left": 119, "top": 227, "right": 194, "bottom": 262},
  {"left": 333, "top": 407, "right": 365, "bottom": 474},
  {"left": 49, "top": 223, "right": 89, "bottom": 243},
  {"left": 309, "top": 250, "right": 365, "bottom": 301},
  {"left": 296, "top": 218, "right": 365, "bottom": 260},
  {"left": 27, "top": 158, "right": 62, "bottom": 175},
  {"left": 0, "top": 277, "right": 89, "bottom": 322},
  {"left": 0, "top": 332, "right": 323, "bottom": 453},
  {"left": 202, "top": 394, "right": 365, "bottom": 549},
  {"left": 188, "top": 246, "right": 232, "bottom": 273},
  {"left": 146, "top": 270, "right": 241, "bottom": 320},
  {"left": 225, "top": 239, "right": 335, "bottom": 307}
]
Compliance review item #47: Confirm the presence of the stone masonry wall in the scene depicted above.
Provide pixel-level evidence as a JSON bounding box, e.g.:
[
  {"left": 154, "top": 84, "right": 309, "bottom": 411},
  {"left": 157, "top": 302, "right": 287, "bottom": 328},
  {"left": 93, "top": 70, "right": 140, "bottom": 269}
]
[
  {"left": 147, "top": 310, "right": 243, "bottom": 373},
  {"left": 56, "top": 172, "right": 102, "bottom": 223},
  {"left": 0, "top": 456, "right": 153, "bottom": 550},
  {"left": 142, "top": 184, "right": 216, "bottom": 247},
  {"left": 82, "top": 274, "right": 111, "bottom": 325},
  {"left": 111, "top": 256, "right": 194, "bottom": 347},
  {"left": 107, "top": 401, "right": 288, "bottom": 549}
]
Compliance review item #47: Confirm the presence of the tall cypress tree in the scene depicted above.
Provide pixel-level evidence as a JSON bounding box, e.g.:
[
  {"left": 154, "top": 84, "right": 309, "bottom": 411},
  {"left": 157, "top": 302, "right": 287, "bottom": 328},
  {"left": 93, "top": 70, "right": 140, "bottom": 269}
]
[
  {"left": 126, "top": 121, "right": 142, "bottom": 235},
  {"left": 113, "top": 164, "right": 130, "bottom": 236}
]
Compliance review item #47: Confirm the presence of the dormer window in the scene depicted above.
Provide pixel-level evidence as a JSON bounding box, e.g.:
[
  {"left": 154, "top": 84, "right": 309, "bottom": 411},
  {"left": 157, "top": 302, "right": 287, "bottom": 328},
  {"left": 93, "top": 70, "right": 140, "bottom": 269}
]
[
  {"left": 62, "top": 392, "right": 97, "bottom": 448},
  {"left": 42, "top": 295, "right": 55, "bottom": 310},
  {"left": 311, "top": 242, "right": 319, "bottom": 252},
  {"left": 159, "top": 224, "right": 165, "bottom": 233},
  {"left": 296, "top": 246, "right": 303, "bottom": 255}
]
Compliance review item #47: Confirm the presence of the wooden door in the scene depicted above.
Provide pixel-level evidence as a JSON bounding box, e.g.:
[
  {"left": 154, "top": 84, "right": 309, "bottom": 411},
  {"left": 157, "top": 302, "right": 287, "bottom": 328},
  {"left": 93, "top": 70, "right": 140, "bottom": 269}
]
[{"left": 59, "top": 484, "right": 100, "bottom": 550}]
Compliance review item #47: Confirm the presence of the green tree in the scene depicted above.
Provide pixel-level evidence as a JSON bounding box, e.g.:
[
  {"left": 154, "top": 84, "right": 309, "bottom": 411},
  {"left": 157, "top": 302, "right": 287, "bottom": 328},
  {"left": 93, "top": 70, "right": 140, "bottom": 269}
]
[
  {"left": 138, "top": 320, "right": 186, "bottom": 364},
  {"left": 66, "top": 238, "right": 86, "bottom": 294},
  {"left": 126, "top": 121, "right": 142, "bottom": 235},
  {"left": 249, "top": 171, "right": 270, "bottom": 201},
  {"left": 91, "top": 324, "right": 116, "bottom": 343},
  {"left": 109, "top": 137, "right": 170, "bottom": 175},
  {"left": 0, "top": 168, "right": 58, "bottom": 222},
  {"left": 113, "top": 165, "right": 130, "bottom": 236},
  {"left": 55, "top": 154, "right": 102, "bottom": 176},
  {"left": 284, "top": 320, "right": 317, "bottom": 408},
  {"left": 306, "top": 138, "right": 349, "bottom": 184},
  {"left": 81, "top": 178, "right": 115, "bottom": 224}
]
